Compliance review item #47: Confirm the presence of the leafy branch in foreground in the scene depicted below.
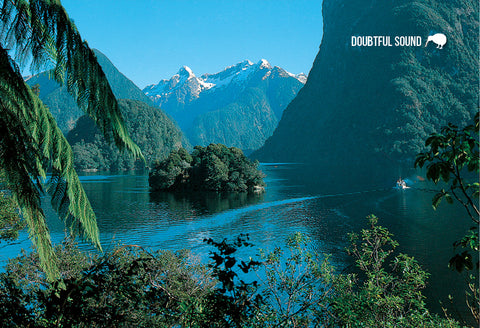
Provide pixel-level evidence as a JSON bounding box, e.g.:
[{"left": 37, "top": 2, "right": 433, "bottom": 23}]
[
  {"left": 0, "top": 191, "right": 24, "bottom": 243},
  {"left": 330, "top": 215, "right": 459, "bottom": 328},
  {"left": 1, "top": 0, "right": 142, "bottom": 157},
  {"left": 415, "top": 112, "right": 479, "bottom": 323},
  {"left": 415, "top": 113, "right": 479, "bottom": 223},
  {"left": 0, "top": 0, "right": 143, "bottom": 280},
  {"left": 255, "top": 232, "right": 334, "bottom": 327},
  {"left": 0, "top": 219, "right": 462, "bottom": 327},
  {"left": 202, "top": 234, "right": 263, "bottom": 327}
]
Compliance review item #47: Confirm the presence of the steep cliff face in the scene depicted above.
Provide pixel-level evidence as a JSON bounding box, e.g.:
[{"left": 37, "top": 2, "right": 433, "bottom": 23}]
[{"left": 253, "top": 0, "right": 478, "bottom": 180}]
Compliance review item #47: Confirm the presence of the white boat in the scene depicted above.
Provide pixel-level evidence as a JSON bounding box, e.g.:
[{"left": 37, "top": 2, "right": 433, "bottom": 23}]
[{"left": 395, "top": 178, "right": 409, "bottom": 189}]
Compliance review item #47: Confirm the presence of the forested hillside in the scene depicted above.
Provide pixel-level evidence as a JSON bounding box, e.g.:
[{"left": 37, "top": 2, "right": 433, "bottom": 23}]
[
  {"left": 25, "top": 49, "right": 189, "bottom": 171},
  {"left": 68, "top": 99, "right": 188, "bottom": 171}
]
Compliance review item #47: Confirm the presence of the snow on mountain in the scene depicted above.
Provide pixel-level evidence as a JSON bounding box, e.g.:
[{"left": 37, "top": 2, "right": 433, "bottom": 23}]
[
  {"left": 258, "top": 59, "right": 272, "bottom": 69},
  {"left": 144, "top": 65, "right": 214, "bottom": 101},
  {"left": 144, "top": 60, "right": 306, "bottom": 103},
  {"left": 295, "top": 73, "right": 307, "bottom": 84},
  {"left": 201, "top": 60, "right": 256, "bottom": 89},
  {"left": 143, "top": 59, "right": 306, "bottom": 151}
]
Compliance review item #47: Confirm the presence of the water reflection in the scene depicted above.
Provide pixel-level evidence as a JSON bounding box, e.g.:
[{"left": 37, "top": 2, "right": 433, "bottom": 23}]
[{"left": 149, "top": 191, "right": 265, "bottom": 217}]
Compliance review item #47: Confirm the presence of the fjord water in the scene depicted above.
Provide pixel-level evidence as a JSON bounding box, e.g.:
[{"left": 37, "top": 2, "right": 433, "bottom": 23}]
[{"left": 0, "top": 164, "right": 471, "bottom": 319}]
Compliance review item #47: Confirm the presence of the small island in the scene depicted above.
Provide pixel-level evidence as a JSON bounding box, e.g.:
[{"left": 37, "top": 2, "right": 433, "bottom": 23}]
[{"left": 149, "top": 144, "right": 266, "bottom": 193}]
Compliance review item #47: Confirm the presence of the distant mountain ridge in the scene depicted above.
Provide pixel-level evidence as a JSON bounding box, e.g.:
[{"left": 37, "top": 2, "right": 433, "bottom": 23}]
[
  {"left": 25, "top": 49, "right": 154, "bottom": 133},
  {"left": 144, "top": 60, "right": 306, "bottom": 104},
  {"left": 143, "top": 60, "right": 306, "bottom": 151}
]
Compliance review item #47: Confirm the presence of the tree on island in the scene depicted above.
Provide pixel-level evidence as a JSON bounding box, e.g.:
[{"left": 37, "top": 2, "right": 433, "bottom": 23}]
[
  {"left": 149, "top": 144, "right": 265, "bottom": 193},
  {"left": 0, "top": 1, "right": 142, "bottom": 280}
]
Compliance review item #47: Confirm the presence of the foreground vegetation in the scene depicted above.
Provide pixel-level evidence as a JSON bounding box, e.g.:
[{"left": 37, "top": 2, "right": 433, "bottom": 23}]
[
  {"left": 0, "top": 217, "right": 462, "bottom": 327},
  {"left": 149, "top": 144, "right": 265, "bottom": 193},
  {"left": 415, "top": 112, "right": 479, "bottom": 323},
  {"left": 0, "top": 0, "right": 142, "bottom": 281},
  {"left": 0, "top": 1, "right": 477, "bottom": 325}
]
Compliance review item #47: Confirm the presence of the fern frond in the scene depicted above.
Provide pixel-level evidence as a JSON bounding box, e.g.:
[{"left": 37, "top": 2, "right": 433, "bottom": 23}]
[
  {"left": 0, "top": 0, "right": 143, "bottom": 160},
  {"left": 0, "top": 0, "right": 147, "bottom": 280},
  {"left": 0, "top": 45, "right": 101, "bottom": 280}
]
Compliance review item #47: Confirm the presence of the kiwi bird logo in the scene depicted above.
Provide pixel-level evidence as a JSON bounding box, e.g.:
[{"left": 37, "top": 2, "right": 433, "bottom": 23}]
[{"left": 425, "top": 33, "right": 447, "bottom": 49}]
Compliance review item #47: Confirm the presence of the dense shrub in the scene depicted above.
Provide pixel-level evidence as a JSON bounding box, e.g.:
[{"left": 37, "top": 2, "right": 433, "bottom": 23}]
[
  {"left": 0, "top": 217, "right": 462, "bottom": 327},
  {"left": 1, "top": 241, "right": 213, "bottom": 327}
]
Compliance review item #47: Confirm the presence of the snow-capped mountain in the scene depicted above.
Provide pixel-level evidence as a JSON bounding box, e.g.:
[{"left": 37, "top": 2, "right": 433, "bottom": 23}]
[
  {"left": 144, "top": 66, "right": 213, "bottom": 102},
  {"left": 143, "top": 60, "right": 306, "bottom": 151},
  {"left": 144, "top": 60, "right": 306, "bottom": 104}
]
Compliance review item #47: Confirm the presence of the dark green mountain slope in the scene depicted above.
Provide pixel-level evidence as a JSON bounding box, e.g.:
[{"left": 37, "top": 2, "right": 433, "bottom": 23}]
[
  {"left": 26, "top": 49, "right": 153, "bottom": 133},
  {"left": 92, "top": 50, "right": 154, "bottom": 106},
  {"left": 67, "top": 99, "right": 188, "bottom": 171},
  {"left": 25, "top": 71, "right": 82, "bottom": 132},
  {"left": 253, "top": 0, "right": 478, "bottom": 183},
  {"left": 189, "top": 87, "right": 278, "bottom": 152}
]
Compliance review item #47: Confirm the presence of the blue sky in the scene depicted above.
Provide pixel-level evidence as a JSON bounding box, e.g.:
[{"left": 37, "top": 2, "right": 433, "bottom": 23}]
[{"left": 61, "top": 0, "right": 324, "bottom": 88}]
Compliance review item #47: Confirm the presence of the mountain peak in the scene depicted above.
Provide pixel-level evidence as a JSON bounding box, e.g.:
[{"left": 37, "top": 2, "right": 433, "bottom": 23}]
[
  {"left": 258, "top": 59, "right": 272, "bottom": 69},
  {"left": 177, "top": 66, "right": 195, "bottom": 78},
  {"left": 295, "top": 73, "right": 307, "bottom": 84},
  {"left": 144, "top": 59, "right": 305, "bottom": 102}
]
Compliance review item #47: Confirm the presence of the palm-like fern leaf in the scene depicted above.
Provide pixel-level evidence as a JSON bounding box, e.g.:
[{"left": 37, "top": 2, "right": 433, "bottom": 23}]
[
  {"left": 0, "top": 0, "right": 142, "bottom": 157},
  {"left": 0, "top": 0, "right": 143, "bottom": 280},
  {"left": 0, "top": 48, "right": 70, "bottom": 278}
]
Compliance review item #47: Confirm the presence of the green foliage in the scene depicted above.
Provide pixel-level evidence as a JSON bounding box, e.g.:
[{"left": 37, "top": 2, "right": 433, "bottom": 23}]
[
  {"left": 0, "top": 218, "right": 464, "bottom": 327},
  {"left": 415, "top": 113, "right": 479, "bottom": 219},
  {"left": 0, "top": 191, "right": 24, "bottom": 242},
  {"left": 415, "top": 113, "right": 479, "bottom": 322},
  {"left": 0, "top": 48, "right": 97, "bottom": 280},
  {"left": 0, "top": 0, "right": 142, "bottom": 280},
  {"left": 200, "top": 234, "right": 263, "bottom": 327},
  {"left": 1, "top": 0, "right": 142, "bottom": 158},
  {"left": 329, "top": 215, "right": 459, "bottom": 327},
  {"left": 26, "top": 49, "right": 155, "bottom": 134},
  {"left": 68, "top": 99, "right": 187, "bottom": 171},
  {"left": 25, "top": 71, "right": 83, "bottom": 133},
  {"left": 1, "top": 240, "right": 213, "bottom": 327},
  {"left": 149, "top": 144, "right": 266, "bottom": 192},
  {"left": 92, "top": 49, "right": 154, "bottom": 106},
  {"left": 255, "top": 232, "right": 334, "bottom": 327}
]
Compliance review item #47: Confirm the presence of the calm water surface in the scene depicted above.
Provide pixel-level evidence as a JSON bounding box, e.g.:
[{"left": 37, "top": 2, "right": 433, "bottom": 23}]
[{"left": 0, "top": 164, "right": 474, "bottom": 321}]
